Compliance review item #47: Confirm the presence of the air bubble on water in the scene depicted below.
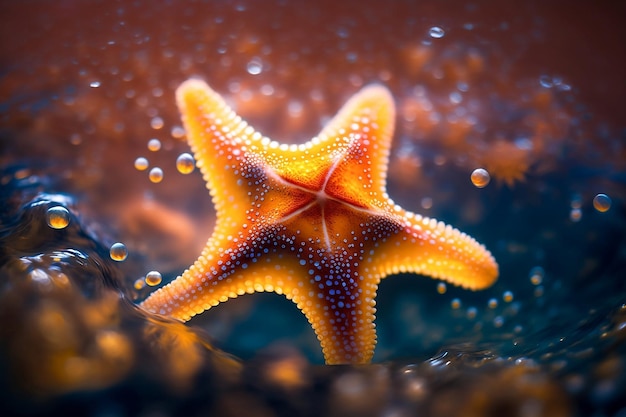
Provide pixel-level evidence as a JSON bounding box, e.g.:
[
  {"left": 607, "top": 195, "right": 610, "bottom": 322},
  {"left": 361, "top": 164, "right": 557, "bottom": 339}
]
[
  {"left": 593, "top": 193, "right": 611, "bottom": 212},
  {"left": 247, "top": 57, "right": 263, "bottom": 75},
  {"left": 449, "top": 92, "right": 462, "bottom": 104},
  {"left": 171, "top": 125, "right": 185, "bottom": 139},
  {"left": 470, "top": 168, "right": 490, "bottom": 188},
  {"left": 147, "top": 138, "right": 161, "bottom": 151},
  {"left": 134, "top": 278, "right": 146, "bottom": 290},
  {"left": 109, "top": 242, "right": 128, "bottom": 261},
  {"left": 539, "top": 75, "right": 553, "bottom": 88},
  {"left": 176, "top": 153, "right": 195, "bottom": 174},
  {"left": 149, "top": 167, "right": 163, "bottom": 183},
  {"left": 428, "top": 26, "right": 445, "bottom": 39},
  {"left": 529, "top": 266, "right": 544, "bottom": 285},
  {"left": 134, "top": 157, "right": 149, "bottom": 171},
  {"left": 150, "top": 117, "right": 164, "bottom": 130},
  {"left": 145, "top": 271, "right": 162, "bottom": 286},
  {"left": 570, "top": 193, "right": 582, "bottom": 209},
  {"left": 46, "top": 206, "right": 70, "bottom": 229}
]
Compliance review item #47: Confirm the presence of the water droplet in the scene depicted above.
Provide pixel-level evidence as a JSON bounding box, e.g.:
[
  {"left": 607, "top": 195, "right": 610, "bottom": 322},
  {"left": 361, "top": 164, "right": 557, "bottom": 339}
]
[
  {"left": 428, "top": 26, "right": 445, "bottom": 39},
  {"left": 145, "top": 270, "right": 162, "bottom": 286},
  {"left": 171, "top": 125, "right": 185, "bottom": 139},
  {"left": 134, "top": 157, "right": 149, "bottom": 171},
  {"left": 149, "top": 167, "right": 163, "bottom": 183},
  {"left": 593, "top": 193, "right": 611, "bottom": 212},
  {"left": 150, "top": 117, "right": 164, "bottom": 130},
  {"left": 470, "top": 168, "right": 490, "bottom": 188},
  {"left": 437, "top": 282, "right": 447, "bottom": 294},
  {"left": 176, "top": 153, "right": 195, "bottom": 174},
  {"left": 570, "top": 193, "right": 582, "bottom": 209},
  {"left": 47, "top": 206, "right": 70, "bottom": 229},
  {"left": 147, "top": 138, "right": 161, "bottom": 151},
  {"left": 539, "top": 75, "right": 553, "bottom": 88},
  {"left": 449, "top": 91, "right": 462, "bottom": 104},
  {"left": 134, "top": 278, "right": 146, "bottom": 290},
  {"left": 247, "top": 57, "right": 263, "bottom": 75},
  {"left": 529, "top": 266, "right": 544, "bottom": 285},
  {"left": 109, "top": 242, "right": 128, "bottom": 261},
  {"left": 570, "top": 208, "right": 582, "bottom": 222}
]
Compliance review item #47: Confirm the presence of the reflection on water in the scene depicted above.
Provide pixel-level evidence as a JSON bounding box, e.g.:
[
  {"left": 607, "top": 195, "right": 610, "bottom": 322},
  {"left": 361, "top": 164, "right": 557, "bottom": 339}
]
[{"left": 1, "top": 0, "right": 625, "bottom": 415}]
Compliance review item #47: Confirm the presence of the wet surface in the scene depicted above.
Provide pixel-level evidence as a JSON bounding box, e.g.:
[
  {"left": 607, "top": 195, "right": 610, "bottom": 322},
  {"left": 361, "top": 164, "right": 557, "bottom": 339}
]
[{"left": 1, "top": 0, "right": 625, "bottom": 415}]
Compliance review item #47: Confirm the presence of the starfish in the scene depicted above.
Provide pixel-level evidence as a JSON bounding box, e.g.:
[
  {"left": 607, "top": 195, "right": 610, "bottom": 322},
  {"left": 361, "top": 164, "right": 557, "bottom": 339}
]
[{"left": 140, "top": 79, "right": 498, "bottom": 364}]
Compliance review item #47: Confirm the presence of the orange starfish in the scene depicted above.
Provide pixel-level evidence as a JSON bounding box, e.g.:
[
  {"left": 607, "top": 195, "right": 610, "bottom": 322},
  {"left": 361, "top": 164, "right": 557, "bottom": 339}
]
[{"left": 141, "top": 80, "right": 498, "bottom": 364}]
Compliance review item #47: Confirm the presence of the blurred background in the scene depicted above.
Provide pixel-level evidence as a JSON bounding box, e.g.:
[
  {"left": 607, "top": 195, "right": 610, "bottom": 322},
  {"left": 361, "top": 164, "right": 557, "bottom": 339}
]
[{"left": 1, "top": 1, "right": 625, "bottom": 416}]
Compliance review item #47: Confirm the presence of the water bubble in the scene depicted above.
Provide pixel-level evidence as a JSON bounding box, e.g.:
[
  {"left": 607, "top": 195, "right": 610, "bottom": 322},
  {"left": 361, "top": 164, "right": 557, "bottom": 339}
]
[
  {"left": 134, "top": 157, "right": 149, "bottom": 171},
  {"left": 109, "top": 242, "right": 128, "bottom": 261},
  {"left": 493, "top": 316, "right": 504, "bottom": 328},
  {"left": 539, "top": 75, "right": 553, "bottom": 88},
  {"left": 488, "top": 298, "right": 498, "bottom": 309},
  {"left": 437, "top": 282, "right": 447, "bottom": 294},
  {"left": 570, "top": 193, "right": 582, "bottom": 209},
  {"left": 145, "top": 270, "right": 162, "bottom": 286},
  {"left": 89, "top": 81, "right": 101, "bottom": 88},
  {"left": 503, "top": 291, "right": 514, "bottom": 303},
  {"left": 451, "top": 298, "right": 461, "bottom": 309},
  {"left": 134, "top": 278, "right": 146, "bottom": 290},
  {"left": 529, "top": 266, "right": 544, "bottom": 285},
  {"left": 449, "top": 91, "right": 462, "bottom": 104},
  {"left": 428, "top": 26, "right": 445, "bottom": 39},
  {"left": 176, "top": 153, "right": 195, "bottom": 174},
  {"left": 470, "top": 168, "right": 490, "bottom": 188},
  {"left": 150, "top": 117, "right": 164, "bottom": 130},
  {"left": 247, "top": 57, "right": 263, "bottom": 75},
  {"left": 534, "top": 286, "right": 544, "bottom": 297},
  {"left": 147, "top": 138, "right": 161, "bottom": 151},
  {"left": 466, "top": 307, "right": 477, "bottom": 320},
  {"left": 149, "top": 167, "right": 163, "bottom": 183},
  {"left": 421, "top": 197, "right": 433, "bottom": 210},
  {"left": 171, "top": 125, "right": 185, "bottom": 139},
  {"left": 570, "top": 208, "right": 582, "bottom": 222},
  {"left": 593, "top": 193, "right": 611, "bottom": 212},
  {"left": 47, "top": 206, "right": 70, "bottom": 229}
]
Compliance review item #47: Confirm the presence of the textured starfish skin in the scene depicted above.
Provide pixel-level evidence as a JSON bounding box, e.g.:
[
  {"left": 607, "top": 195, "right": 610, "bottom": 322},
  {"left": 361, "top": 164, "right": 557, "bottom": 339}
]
[{"left": 141, "top": 80, "right": 498, "bottom": 364}]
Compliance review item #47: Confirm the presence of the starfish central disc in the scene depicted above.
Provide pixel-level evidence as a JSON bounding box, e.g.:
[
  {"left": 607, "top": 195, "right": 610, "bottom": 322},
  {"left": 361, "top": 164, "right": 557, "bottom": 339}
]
[{"left": 140, "top": 80, "right": 498, "bottom": 365}]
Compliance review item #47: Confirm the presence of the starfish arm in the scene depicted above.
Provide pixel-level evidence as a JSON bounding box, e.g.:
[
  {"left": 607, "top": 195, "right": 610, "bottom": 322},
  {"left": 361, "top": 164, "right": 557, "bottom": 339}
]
[
  {"left": 362, "top": 210, "right": 498, "bottom": 290},
  {"left": 140, "top": 237, "right": 377, "bottom": 365},
  {"left": 268, "top": 85, "right": 396, "bottom": 201},
  {"left": 140, "top": 231, "right": 309, "bottom": 321},
  {"left": 320, "top": 85, "right": 396, "bottom": 207}
]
